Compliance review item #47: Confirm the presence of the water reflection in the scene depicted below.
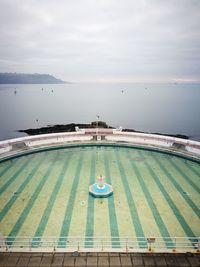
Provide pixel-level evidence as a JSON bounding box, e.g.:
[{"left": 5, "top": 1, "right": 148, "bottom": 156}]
[{"left": 0, "top": 83, "right": 199, "bottom": 140}]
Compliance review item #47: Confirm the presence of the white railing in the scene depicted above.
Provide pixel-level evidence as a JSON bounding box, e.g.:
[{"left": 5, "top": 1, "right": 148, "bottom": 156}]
[
  {"left": 1, "top": 236, "right": 199, "bottom": 252},
  {"left": 0, "top": 129, "right": 200, "bottom": 157}
]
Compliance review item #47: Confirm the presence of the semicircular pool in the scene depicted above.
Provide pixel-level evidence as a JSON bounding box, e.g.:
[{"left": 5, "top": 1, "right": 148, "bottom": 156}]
[{"left": 0, "top": 144, "right": 199, "bottom": 249}]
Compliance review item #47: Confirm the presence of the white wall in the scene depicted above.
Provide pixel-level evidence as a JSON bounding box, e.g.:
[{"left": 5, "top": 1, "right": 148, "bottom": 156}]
[
  {"left": 26, "top": 135, "right": 92, "bottom": 147},
  {"left": 0, "top": 129, "right": 200, "bottom": 157},
  {"left": 105, "top": 135, "right": 173, "bottom": 148},
  {"left": 0, "top": 145, "right": 12, "bottom": 154}
]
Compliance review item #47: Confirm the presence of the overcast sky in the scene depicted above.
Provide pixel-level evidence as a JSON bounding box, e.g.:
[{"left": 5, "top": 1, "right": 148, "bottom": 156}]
[{"left": 0, "top": 0, "right": 200, "bottom": 82}]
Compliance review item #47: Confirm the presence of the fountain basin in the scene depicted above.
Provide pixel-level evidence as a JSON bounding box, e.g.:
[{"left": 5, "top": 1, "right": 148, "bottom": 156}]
[{"left": 89, "top": 183, "right": 113, "bottom": 198}]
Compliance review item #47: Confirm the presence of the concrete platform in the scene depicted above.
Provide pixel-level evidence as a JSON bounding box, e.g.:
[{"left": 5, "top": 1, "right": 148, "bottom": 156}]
[{"left": 0, "top": 252, "right": 199, "bottom": 267}]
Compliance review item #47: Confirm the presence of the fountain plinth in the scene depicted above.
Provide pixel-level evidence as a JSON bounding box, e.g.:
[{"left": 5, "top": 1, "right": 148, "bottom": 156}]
[{"left": 89, "top": 175, "right": 113, "bottom": 198}]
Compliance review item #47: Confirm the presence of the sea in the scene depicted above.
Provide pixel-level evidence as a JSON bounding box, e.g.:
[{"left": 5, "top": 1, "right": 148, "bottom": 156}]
[{"left": 0, "top": 83, "right": 200, "bottom": 141}]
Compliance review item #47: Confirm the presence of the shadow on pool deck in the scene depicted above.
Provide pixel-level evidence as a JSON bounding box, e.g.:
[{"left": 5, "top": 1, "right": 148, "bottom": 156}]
[{"left": 0, "top": 252, "right": 199, "bottom": 267}]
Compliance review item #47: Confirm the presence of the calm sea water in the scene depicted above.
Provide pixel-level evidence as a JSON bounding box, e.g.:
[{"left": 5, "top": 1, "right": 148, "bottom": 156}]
[{"left": 0, "top": 83, "right": 200, "bottom": 141}]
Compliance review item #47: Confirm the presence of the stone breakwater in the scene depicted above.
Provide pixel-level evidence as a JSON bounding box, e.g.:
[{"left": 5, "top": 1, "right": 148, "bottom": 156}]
[{"left": 18, "top": 121, "right": 189, "bottom": 139}]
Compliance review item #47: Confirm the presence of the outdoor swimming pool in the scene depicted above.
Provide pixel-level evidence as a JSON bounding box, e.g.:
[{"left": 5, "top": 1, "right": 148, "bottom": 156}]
[{"left": 0, "top": 144, "right": 199, "bottom": 250}]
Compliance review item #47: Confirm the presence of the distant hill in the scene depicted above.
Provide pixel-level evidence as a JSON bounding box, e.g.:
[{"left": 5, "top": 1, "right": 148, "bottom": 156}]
[{"left": 0, "top": 73, "right": 68, "bottom": 84}]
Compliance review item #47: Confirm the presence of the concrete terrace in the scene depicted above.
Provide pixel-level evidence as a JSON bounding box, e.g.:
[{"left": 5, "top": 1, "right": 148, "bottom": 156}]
[{"left": 0, "top": 252, "right": 200, "bottom": 267}]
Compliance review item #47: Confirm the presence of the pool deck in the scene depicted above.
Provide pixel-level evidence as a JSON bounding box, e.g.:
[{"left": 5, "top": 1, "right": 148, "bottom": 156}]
[{"left": 0, "top": 252, "right": 200, "bottom": 267}]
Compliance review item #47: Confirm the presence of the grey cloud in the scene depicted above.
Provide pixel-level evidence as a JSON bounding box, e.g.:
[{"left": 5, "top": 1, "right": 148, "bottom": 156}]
[{"left": 0, "top": 0, "right": 200, "bottom": 82}]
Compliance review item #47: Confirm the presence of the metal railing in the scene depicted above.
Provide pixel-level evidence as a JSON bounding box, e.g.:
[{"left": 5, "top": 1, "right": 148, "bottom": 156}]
[{"left": 0, "top": 236, "right": 199, "bottom": 252}]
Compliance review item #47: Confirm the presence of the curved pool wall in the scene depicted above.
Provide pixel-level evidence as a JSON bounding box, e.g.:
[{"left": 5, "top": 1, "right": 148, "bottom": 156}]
[
  {"left": 0, "top": 128, "right": 200, "bottom": 162},
  {"left": 0, "top": 129, "right": 200, "bottom": 253}
]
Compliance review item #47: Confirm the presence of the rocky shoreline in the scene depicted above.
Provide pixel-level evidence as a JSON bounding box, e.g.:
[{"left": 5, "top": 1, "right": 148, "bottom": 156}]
[{"left": 19, "top": 121, "right": 189, "bottom": 139}]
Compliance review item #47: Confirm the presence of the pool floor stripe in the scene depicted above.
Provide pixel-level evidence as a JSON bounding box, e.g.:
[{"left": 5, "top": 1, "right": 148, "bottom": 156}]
[
  {"left": 93, "top": 147, "right": 111, "bottom": 240},
  {"left": 110, "top": 151, "right": 136, "bottom": 238},
  {"left": 32, "top": 153, "right": 73, "bottom": 246},
  {"left": 0, "top": 164, "right": 10, "bottom": 178},
  {"left": 7, "top": 154, "right": 58, "bottom": 244},
  {"left": 40, "top": 153, "right": 79, "bottom": 238},
  {"left": 152, "top": 155, "right": 200, "bottom": 218},
  {"left": 0, "top": 160, "right": 19, "bottom": 179},
  {"left": 182, "top": 160, "right": 200, "bottom": 178},
  {"left": 167, "top": 158, "right": 200, "bottom": 194},
  {"left": 0, "top": 154, "right": 46, "bottom": 222},
  {"left": 103, "top": 150, "right": 120, "bottom": 248},
  {"left": 85, "top": 148, "right": 95, "bottom": 248},
  {"left": 173, "top": 158, "right": 200, "bottom": 190},
  {"left": 127, "top": 150, "right": 173, "bottom": 248},
  {"left": 115, "top": 149, "right": 146, "bottom": 248},
  {"left": 58, "top": 151, "right": 83, "bottom": 248},
  {"left": 142, "top": 154, "right": 196, "bottom": 238},
  {"left": 67, "top": 150, "right": 90, "bottom": 239},
  {"left": 0, "top": 157, "right": 33, "bottom": 195}
]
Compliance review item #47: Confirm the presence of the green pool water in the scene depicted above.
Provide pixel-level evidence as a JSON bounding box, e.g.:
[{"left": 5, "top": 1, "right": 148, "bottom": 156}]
[{"left": 0, "top": 144, "right": 199, "bottom": 248}]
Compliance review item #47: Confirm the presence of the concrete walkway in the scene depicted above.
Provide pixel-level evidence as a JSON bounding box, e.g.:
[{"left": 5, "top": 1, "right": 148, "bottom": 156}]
[{"left": 0, "top": 252, "right": 199, "bottom": 267}]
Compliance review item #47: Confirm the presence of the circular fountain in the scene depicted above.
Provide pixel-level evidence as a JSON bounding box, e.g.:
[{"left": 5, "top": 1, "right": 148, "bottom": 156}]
[{"left": 89, "top": 175, "right": 113, "bottom": 198}]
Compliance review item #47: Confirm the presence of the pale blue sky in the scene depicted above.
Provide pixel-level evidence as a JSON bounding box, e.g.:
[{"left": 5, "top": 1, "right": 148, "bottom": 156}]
[{"left": 0, "top": 0, "right": 200, "bottom": 82}]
